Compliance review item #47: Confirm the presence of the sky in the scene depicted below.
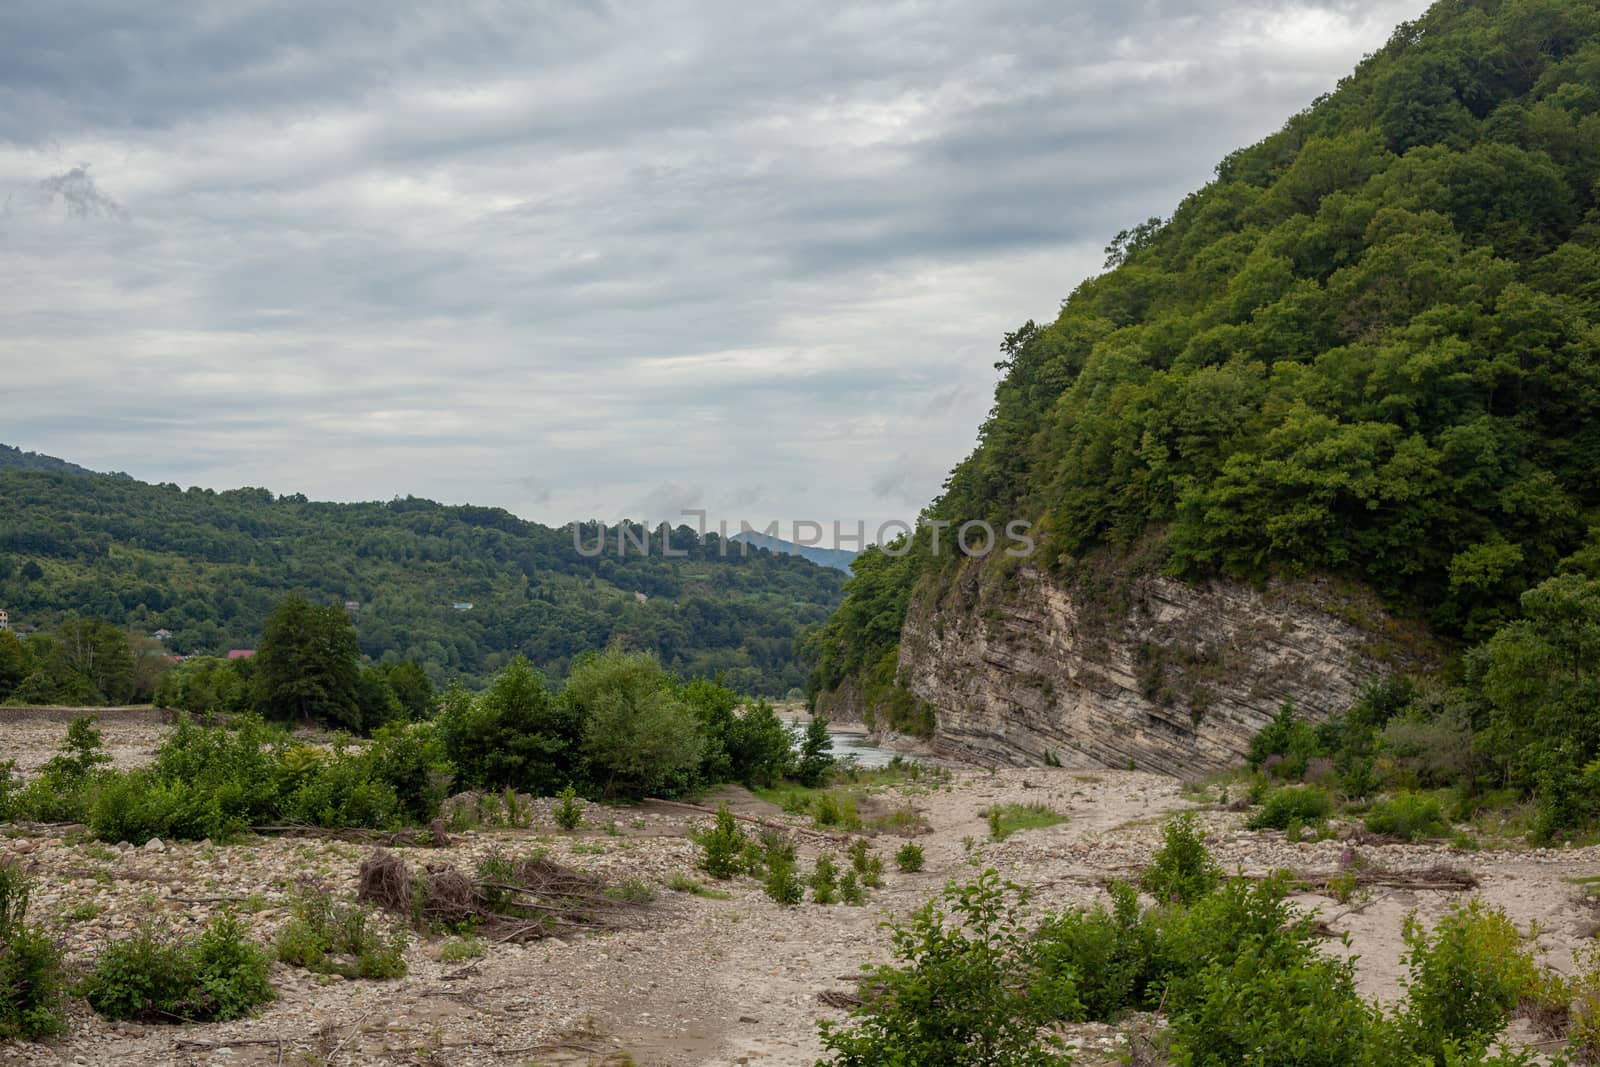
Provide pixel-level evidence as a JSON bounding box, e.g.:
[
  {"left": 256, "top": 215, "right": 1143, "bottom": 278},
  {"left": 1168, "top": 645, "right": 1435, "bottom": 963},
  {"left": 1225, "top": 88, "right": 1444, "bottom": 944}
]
[{"left": 0, "top": 0, "right": 1428, "bottom": 541}]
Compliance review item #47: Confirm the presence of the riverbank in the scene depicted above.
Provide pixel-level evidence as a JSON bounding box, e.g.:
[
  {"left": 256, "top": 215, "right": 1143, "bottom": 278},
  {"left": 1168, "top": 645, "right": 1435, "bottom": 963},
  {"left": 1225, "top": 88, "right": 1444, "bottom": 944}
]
[{"left": 3, "top": 714, "right": 1594, "bottom": 1065}]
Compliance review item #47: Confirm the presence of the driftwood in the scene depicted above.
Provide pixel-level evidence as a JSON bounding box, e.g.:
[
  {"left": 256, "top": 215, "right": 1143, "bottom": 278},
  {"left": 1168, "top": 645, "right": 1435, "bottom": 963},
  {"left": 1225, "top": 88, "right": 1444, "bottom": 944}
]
[
  {"left": 1290, "top": 863, "right": 1479, "bottom": 892},
  {"left": 356, "top": 848, "right": 650, "bottom": 942},
  {"left": 250, "top": 824, "right": 447, "bottom": 847}
]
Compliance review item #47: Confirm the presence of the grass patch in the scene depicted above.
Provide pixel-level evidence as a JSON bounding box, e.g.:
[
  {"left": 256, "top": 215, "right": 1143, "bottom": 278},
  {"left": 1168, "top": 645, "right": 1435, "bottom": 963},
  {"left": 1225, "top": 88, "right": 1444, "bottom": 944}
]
[
  {"left": 440, "top": 936, "right": 485, "bottom": 962},
  {"left": 986, "top": 802, "right": 1066, "bottom": 842},
  {"left": 668, "top": 874, "right": 733, "bottom": 899}
]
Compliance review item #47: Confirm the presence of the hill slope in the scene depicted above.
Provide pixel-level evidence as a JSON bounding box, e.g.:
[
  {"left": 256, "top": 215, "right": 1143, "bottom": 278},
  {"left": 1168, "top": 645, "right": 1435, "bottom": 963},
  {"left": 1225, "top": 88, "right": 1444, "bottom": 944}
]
[
  {"left": 808, "top": 0, "right": 1600, "bottom": 741},
  {"left": 0, "top": 454, "right": 844, "bottom": 695}
]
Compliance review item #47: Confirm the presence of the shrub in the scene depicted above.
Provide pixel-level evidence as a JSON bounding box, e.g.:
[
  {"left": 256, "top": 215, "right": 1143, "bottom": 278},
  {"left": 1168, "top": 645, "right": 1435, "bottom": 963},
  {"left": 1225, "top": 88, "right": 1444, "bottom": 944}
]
[
  {"left": 275, "top": 885, "right": 407, "bottom": 980},
  {"left": 1365, "top": 793, "right": 1451, "bottom": 841},
  {"left": 1034, "top": 881, "right": 1156, "bottom": 1021},
  {"left": 83, "top": 913, "right": 273, "bottom": 1023},
  {"left": 1398, "top": 898, "right": 1539, "bottom": 1062},
  {"left": 813, "top": 792, "right": 861, "bottom": 830},
  {"left": 759, "top": 832, "right": 803, "bottom": 906},
  {"left": 1140, "top": 812, "right": 1221, "bottom": 905},
  {"left": 838, "top": 869, "right": 866, "bottom": 905},
  {"left": 847, "top": 840, "right": 884, "bottom": 888},
  {"left": 763, "top": 852, "right": 804, "bottom": 906},
  {"left": 811, "top": 853, "right": 840, "bottom": 904},
  {"left": 0, "top": 760, "right": 17, "bottom": 821},
  {"left": 1248, "top": 786, "right": 1334, "bottom": 831},
  {"left": 693, "top": 805, "right": 747, "bottom": 880},
  {"left": 1165, "top": 939, "right": 1390, "bottom": 1067},
  {"left": 1248, "top": 702, "right": 1321, "bottom": 780},
  {"left": 552, "top": 783, "right": 584, "bottom": 831},
  {"left": 0, "top": 862, "right": 65, "bottom": 1040},
  {"left": 894, "top": 842, "right": 925, "bottom": 872},
  {"left": 818, "top": 870, "right": 1074, "bottom": 1066}
]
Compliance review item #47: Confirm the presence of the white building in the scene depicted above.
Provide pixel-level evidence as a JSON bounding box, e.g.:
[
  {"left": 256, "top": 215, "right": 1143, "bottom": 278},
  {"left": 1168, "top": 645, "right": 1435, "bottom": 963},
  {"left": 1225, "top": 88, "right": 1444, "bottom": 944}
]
[{"left": 0, "top": 609, "right": 10, "bottom": 631}]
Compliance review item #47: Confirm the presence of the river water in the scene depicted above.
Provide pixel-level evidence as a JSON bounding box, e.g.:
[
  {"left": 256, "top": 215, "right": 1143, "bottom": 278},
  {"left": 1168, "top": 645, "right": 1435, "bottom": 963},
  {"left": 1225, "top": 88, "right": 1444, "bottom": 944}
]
[{"left": 790, "top": 726, "right": 915, "bottom": 767}]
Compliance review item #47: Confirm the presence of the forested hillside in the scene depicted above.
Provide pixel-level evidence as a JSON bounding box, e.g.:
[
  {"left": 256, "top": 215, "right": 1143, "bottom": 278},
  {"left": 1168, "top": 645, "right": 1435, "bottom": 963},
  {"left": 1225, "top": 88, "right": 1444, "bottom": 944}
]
[
  {"left": 809, "top": 0, "right": 1600, "bottom": 741},
  {"left": 0, "top": 453, "right": 844, "bottom": 695}
]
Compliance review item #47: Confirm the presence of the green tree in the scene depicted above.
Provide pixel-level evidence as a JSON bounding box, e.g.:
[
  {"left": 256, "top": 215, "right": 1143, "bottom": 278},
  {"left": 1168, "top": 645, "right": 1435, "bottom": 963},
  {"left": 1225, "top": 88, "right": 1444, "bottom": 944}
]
[
  {"left": 797, "top": 715, "right": 835, "bottom": 788},
  {"left": 52, "top": 617, "right": 136, "bottom": 704},
  {"left": 437, "top": 658, "right": 578, "bottom": 795},
  {"left": 253, "top": 596, "right": 361, "bottom": 729},
  {"left": 0, "top": 631, "right": 27, "bottom": 702},
  {"left": 566, "top": 649, "right": 705, "bottom": 798},
  {"left": 382, "top": 661, "right": 435, "bottom": 719}
]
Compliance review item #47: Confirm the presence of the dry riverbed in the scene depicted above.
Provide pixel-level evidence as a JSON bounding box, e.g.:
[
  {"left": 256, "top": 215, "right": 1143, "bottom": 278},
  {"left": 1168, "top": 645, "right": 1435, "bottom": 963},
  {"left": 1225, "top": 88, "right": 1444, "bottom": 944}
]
[{"left": 4, "top": 713, "right": 1600, "bottom": 1065}]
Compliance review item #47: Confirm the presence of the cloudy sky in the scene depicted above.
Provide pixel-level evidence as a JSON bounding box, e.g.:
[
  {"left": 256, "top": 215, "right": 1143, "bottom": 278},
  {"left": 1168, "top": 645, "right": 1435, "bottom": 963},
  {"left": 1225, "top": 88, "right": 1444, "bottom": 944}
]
[{"left": 0, "top": 0, "right": 1426, "bottom": 539}]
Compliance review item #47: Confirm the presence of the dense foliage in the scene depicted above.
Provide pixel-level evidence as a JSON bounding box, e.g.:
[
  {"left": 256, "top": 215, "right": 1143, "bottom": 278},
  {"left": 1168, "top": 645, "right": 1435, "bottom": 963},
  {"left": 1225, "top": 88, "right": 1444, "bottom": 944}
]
[
  {"left": 809, "top": 0, "right": 1600, "bottom": 725},
  {"left": 0, "top": 452, "right": 844, "bottom": 696},
  {"left": 4, "top": 647, "right": 806, "bottom": 846},
  {"left": 820, "top": 816, "right": 1561, "bottom": 1066},
  {"left": 1247, "top": 572, "right": 1600, "bottom": 841}
]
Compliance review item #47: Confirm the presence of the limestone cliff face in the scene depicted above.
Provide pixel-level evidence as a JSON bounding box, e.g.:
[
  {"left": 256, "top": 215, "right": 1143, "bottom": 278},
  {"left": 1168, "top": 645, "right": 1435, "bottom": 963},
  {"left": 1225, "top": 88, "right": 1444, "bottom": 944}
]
[{"left": 890, "top": 560, "right": 1422, "bottom": 778}]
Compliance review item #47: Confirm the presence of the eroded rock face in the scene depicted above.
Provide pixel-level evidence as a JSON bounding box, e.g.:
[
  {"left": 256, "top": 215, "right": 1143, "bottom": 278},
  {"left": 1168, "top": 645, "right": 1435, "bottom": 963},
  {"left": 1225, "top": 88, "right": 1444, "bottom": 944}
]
[{"left": 890, "top": 561, "right": 1424, "bottom": 778}]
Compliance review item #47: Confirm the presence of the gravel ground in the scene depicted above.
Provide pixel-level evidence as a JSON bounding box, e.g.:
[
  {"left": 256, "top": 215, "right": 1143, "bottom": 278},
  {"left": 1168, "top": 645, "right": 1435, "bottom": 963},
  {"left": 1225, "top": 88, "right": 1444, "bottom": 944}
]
[{"left": 4, "top": 716, "right": 1599, "bottom": 1065}]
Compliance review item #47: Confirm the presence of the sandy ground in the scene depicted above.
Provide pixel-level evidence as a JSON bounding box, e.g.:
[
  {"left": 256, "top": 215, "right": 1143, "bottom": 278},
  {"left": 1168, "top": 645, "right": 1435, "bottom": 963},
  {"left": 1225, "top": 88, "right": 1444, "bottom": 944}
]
[{"left": 3, "top": 714, "right": 1599, "bottom": 1066}]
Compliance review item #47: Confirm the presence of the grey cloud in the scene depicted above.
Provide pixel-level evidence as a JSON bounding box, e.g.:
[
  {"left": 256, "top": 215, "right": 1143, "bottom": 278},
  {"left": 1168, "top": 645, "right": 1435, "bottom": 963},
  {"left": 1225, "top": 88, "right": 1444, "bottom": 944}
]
[
  {"left": 0, "top": 0, "right": 1429, "bottom": 529},
  {"left": 37, "top": 164, "right": 128, "bottom": 220}
]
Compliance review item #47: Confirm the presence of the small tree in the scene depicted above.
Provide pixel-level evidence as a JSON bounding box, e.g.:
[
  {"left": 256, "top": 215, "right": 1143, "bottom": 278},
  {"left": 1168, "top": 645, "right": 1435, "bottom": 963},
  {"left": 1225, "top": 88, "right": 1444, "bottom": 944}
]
[{"left": 797, "top": 716, "right": 835, "bottom": 788}]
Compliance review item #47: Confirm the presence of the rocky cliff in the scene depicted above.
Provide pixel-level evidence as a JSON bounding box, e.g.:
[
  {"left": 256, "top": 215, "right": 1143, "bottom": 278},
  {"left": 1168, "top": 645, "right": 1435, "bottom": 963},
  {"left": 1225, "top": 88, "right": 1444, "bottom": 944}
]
[{"left": 886, "top": 559, "right": 1428, "bottom": 778}]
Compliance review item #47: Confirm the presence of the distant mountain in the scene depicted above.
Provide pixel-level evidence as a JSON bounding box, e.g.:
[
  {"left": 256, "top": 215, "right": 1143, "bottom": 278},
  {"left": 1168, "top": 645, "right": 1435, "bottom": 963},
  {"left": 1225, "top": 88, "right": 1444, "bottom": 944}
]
[
  {"left": 0, "top": 443, "right": 128, "bottom": 479},
  {"left": 729, "top": 530, "right": 858, "bottom": 572},
  {"left": 0, "top": 446, "right": 845, "bottom": 695}
]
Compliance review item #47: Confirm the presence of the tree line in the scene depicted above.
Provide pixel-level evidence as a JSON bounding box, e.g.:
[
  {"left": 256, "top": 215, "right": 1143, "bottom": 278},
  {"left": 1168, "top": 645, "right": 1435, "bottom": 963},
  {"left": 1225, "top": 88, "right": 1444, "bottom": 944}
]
[{"left": 0, "top": 458, "right": 845, "bottom": 695}]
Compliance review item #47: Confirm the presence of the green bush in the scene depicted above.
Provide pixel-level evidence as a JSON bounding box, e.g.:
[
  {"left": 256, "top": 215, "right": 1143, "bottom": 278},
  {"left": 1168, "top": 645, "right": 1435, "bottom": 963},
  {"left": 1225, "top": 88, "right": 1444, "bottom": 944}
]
[
  {"left": 0, "top": 760, "right": 18, "bottom": 821},
  {"left": 817, "top": 870, "right": 1075, "bottom": 1066},
  {"left": 552, "top": 783, "right": 584, "bottom": 831},
  {"left": 894, "top": 841, "right": 925, "bottom": 872},
  {"left": 1140, "top": 812, "right": 1221, "bottom": 905},
  {"left": 813, "top": 791, "right": 860, "bottom": 829},
  {"left": 1248, "top": 703, "right": 1321, "bottom": 780},
  {"left": 83, "top": 913, "right": 273, "bottom": 1023},
  {"left": 1165, "top": 938, "right": 1390, "bottom": 1067},
  {"left": 759, "top": 831, "right": 803, "bottom": 906},
  {"left": 0, "top": 862, "right": 65, "bottom": 1040},
  {"left": 1365, "top": 793, "right": 1451, "bottom": 841},
  {"left": 275, "top": 886, "right": 407, "bottom": 980},
  {"left": 693, "top": 804, "right": 747, "bottom": 880},
  {"left": 763, "top": 853, "right": 804, "bottom": 906},
  {"left": 847, "top": 840, "right": 884, "bottom": 888},
  {"left": 811, "top": 853, "right": 840, "bottom": 904},
  {"left": 1248, "top": 786, "right": 1334, "bottom": 831},
  {"left": 838, "top": 870, "right": 866, "bottom": 906},
  {"left": 1034, "top": 881, "right": 1157, "bottom": 1021},
  {"left": 1398, "top": 898, "right": 1539, "bottom": 1063}
]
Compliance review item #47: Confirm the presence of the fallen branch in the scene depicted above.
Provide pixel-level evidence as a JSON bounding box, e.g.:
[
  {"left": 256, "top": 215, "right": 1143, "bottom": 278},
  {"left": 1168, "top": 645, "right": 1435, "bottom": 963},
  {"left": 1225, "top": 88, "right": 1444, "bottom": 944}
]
[{"left": 251, "top": 825, "right": 444, "bottom": 847}]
